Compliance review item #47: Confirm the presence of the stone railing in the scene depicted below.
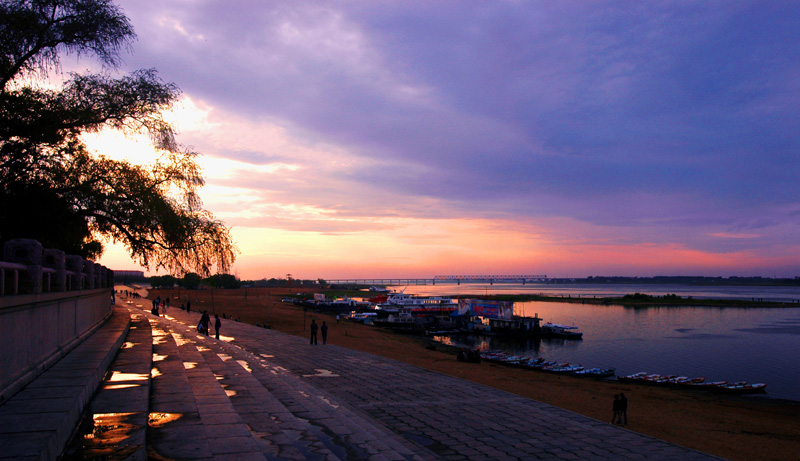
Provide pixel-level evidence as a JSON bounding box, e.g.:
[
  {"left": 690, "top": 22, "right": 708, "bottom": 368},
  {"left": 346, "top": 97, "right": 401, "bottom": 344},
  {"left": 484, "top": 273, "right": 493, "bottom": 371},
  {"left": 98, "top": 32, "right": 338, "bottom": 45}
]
[
  {"left": 0, "top": 238, "right": 114, "bottom": 297},
  {"left": 0, "top": 239, "right": 115, "bottom": 403}
]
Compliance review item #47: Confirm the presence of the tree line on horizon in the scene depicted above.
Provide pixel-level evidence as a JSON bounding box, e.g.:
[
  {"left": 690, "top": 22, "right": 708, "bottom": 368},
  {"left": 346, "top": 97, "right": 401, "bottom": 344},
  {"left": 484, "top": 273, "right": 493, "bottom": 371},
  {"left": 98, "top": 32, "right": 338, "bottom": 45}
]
[{"left": 146, "top": 274, "right": 327, "bottom": 290}]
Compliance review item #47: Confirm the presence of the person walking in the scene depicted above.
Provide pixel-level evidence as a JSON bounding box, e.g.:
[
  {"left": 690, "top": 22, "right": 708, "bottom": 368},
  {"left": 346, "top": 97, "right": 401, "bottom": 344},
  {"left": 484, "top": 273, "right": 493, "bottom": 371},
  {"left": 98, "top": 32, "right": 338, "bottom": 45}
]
[
  {"left": 619, "top": 393, "right": 628, "bottom": 425},
  {"left": 200, "top": 310, "right": 210, "bottom": 336},
  {"left": 310, "top": 319, "right": 318, "bottom": 345},
  {"left": 612, "top": 394, "right": 622, "bottom": 424},
  {"left": 321, "top": 321, "right": 328, "bottom": 345},
  {"left": 214, "top": 314, "right": 222, "bottom": 340}
]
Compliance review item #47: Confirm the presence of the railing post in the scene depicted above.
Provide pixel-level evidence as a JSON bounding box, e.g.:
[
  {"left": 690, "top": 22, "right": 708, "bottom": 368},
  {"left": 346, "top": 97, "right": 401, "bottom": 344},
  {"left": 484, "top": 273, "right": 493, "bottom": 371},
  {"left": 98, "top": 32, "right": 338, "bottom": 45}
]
[
  {"left": 43, "top": 249, "right": 66, "bottom": 292},
  {"left": 3, "top": 239, "right": 44, "bottom": 294},
  {"left": 65, "top": 255, "right": 84, "bottom": 291}
]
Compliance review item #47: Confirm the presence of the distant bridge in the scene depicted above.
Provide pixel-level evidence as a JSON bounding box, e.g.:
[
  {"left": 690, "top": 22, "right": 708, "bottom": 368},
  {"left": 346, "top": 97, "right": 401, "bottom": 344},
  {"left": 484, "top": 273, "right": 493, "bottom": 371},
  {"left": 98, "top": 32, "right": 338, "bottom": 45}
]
[{"left": 325, "top": 275, "right": 548, "bottom": 286}]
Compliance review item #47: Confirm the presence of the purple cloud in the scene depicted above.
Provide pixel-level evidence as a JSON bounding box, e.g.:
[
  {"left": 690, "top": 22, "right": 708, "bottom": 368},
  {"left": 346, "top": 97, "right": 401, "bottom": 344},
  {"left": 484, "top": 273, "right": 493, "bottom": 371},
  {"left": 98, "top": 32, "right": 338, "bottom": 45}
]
[{"left": 101, "top": 0, "right": 800, "bottom": 274}]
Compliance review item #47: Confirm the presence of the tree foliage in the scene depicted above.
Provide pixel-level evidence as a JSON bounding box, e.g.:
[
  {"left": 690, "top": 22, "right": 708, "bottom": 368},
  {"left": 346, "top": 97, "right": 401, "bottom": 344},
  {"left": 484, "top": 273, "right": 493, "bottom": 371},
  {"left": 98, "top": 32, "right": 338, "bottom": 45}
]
[{"left": 0, "top": 0, "right": 237, "bottom": 275}]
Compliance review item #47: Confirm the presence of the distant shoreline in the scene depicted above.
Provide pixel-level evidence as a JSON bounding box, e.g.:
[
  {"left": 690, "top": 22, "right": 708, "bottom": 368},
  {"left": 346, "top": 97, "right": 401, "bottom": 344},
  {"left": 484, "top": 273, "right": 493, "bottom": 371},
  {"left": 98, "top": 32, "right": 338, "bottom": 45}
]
[{"left": 473, "top": 292, "right": 800, "bottom": 308}]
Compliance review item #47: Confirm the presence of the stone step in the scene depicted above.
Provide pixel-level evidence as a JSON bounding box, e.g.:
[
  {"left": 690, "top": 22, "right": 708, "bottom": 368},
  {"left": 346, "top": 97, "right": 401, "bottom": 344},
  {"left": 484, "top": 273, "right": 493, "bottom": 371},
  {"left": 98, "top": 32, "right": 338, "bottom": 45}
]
[
  {"left": 119, "top": 298, "right": 719, "bottom": 460},
  {"left": 221, "top": 344, "right": 431, "bottom": 460},
  {"left": 153, "top": 307, "right": 433, "bottom": 459},
  {"left": 63, "top": 308, "right": 152, "bottom": 460},
  {"left": 146, "top": 312, "right": 266, "bottom": 459}
]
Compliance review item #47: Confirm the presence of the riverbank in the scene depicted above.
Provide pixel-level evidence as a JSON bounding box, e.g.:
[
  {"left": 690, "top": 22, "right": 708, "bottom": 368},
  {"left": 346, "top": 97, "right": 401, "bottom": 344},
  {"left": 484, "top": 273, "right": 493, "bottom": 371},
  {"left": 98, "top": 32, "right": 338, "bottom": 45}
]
[{"left": 147, "top": 287, "right": 800, "bottom": 460}]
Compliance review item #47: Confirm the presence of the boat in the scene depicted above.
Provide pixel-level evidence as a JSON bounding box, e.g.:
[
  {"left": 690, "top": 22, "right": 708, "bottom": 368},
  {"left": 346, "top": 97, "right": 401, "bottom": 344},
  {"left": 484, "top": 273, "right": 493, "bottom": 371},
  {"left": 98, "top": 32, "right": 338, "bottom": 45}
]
[
  {"left": 376, "top": 291, "right": 458, "bottom": 314},
  {"left": 618, "top": 372, "right": 767, "bottom": 394},
  {"left": 540, "top": 323, "right": 583, "bottom": 339},
  {"left": 572, "top": 368, "right": 616, "bottom": 379},
  {"left": 663, "top": 376, "right": 706, "bottom": 388},
  {"left": 328, "top": 296, "right": 371, "bottom": 308},
  {"left": 524, "top": 360, "right": 561, "bottom": 370},
  {"left": 617, "top": 372, "right": 650, "bottom": 383},
  {"left": 710, "top": 382, "right": 767, "bottom": 394},
  {"left": 543, "top": 364, "right": 584, "bottom": 374},
  {"left": 686, "top": 381, "right": 728, "bottom": 389}
]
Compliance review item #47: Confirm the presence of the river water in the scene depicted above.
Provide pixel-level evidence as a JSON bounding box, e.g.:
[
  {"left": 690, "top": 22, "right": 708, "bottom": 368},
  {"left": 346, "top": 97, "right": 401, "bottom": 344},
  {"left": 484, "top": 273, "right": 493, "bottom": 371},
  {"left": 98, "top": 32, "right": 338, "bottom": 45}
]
[{"left": 391, "top": 283, "right": 800, "bottom": 402}]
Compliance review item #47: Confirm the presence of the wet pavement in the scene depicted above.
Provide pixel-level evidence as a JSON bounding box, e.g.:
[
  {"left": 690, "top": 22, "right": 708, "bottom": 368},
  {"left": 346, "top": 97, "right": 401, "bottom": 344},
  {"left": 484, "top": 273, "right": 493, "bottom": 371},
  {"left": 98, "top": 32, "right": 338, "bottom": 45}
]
[{"left": 0, "top": 294, "right": 720, "bottom": 460}]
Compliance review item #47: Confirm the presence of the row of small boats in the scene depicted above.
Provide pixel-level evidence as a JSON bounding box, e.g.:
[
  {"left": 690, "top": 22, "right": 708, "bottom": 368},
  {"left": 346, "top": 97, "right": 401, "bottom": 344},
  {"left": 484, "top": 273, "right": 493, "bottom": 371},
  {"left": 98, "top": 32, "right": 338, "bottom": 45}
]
[
  {"left": 617, "top": 372, "right": 767, "bottom": 394},
  {"left": 478, "top": 351, "right": 768, "bottom": 394},
  {"left": 480, "top": 351, "right": 616, "bottom": 378}
]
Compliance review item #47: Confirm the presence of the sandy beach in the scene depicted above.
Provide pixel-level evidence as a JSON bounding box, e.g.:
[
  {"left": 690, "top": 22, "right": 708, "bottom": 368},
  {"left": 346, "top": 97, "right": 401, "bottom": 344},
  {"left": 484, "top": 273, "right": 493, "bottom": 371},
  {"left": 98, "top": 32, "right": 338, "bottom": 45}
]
[{"left": 145, "top": 287, "right": 800, "bottom": 460}]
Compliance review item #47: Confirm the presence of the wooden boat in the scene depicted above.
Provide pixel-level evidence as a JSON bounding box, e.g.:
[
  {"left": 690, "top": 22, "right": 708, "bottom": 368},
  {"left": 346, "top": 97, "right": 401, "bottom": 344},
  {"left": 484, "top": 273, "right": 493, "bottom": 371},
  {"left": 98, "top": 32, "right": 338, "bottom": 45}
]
[
  {"left": 525, "top": 360, "right": 560, "bottom": 370},
  {"left": 617, "top": 372, "right": 652, "bottom": 383},
  {"left": 543, "top": 364, "right": 584, "bottom": 374},
  {"left": 711, "top": 382, "right": 767, "bottom": 394},
  {"left": 686, "top": 381, "right": 728, "bottom": 389},
  {"left": 572, "top": 367, "right": 616, "bottom": 379},
  {"left": 657, "top": 376, "right": 706, "bottom": 388}
]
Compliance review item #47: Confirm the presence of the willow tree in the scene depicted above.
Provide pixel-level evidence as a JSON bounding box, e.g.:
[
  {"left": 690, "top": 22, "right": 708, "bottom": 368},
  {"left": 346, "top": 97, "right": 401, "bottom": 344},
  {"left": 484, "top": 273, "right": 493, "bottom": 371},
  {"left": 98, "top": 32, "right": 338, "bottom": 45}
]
[{"left": 0, "top": 0, "right": 237, "bottom": 275}]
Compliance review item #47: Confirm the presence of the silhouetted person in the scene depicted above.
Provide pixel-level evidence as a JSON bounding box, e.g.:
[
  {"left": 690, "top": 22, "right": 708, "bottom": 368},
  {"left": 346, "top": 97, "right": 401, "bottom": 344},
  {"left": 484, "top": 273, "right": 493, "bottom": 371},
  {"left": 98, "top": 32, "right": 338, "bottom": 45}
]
[
  {"left": 186, "top": 300, "right": 191, "bottom": 312},
  {"left": 619, "top": 393, "right": 628, "bottom": 425},
  {"left": 200, "top": 310, "right": 210, "bottom": 336},
  {"left": 612, "top": 394, "right": 622, "bottom": 424},
  {"left": 310, "top": 319, "right": 318, "bottom": 345},
  {"left": 321, "top": 321, "right": 328, "bottom": 345},
  {"left": 214, "top": 314, "right": 222, "bottom": 340}
]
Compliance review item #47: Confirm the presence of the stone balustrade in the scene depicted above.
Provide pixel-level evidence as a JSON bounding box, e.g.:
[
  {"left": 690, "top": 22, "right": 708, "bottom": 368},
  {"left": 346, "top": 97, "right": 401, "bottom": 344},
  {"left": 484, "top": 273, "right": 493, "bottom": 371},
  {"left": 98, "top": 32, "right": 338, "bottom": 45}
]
[
  {"left": 0, "top": 239, "right": 114, "bottom": 296},
  {"left": 0, "top": 239, "right": 116, "bottom": 403}
]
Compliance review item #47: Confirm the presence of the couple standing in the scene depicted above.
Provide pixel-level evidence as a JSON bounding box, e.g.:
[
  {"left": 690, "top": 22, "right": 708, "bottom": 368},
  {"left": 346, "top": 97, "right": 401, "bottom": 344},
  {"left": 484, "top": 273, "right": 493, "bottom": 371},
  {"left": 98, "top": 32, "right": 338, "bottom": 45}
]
[{"left": 310, "top": 319, "right": 328, "bottom": 345}]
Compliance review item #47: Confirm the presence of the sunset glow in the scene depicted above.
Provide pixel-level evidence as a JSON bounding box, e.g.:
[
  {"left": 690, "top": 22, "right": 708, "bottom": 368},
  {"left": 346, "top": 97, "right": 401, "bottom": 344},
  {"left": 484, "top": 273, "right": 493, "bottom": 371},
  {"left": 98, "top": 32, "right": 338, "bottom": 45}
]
[{"left": 92, "top": 1, "right": 799, "bottom": 279}]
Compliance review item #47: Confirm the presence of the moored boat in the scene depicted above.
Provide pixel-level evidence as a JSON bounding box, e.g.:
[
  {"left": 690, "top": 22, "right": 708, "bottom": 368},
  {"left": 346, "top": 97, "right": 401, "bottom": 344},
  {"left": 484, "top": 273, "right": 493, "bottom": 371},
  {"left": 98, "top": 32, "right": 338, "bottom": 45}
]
[
  {"left": 711, "top": 382, "right": 767, "bottom": 394},
  {"left": 540, "top": 323, "right": 583, "bottom": 339},
  {"left": 572, "top": 367, "right": 616, "bottom": 379},
  {"left": 543, "top": 364, "right": 584, "bottom": 374}
]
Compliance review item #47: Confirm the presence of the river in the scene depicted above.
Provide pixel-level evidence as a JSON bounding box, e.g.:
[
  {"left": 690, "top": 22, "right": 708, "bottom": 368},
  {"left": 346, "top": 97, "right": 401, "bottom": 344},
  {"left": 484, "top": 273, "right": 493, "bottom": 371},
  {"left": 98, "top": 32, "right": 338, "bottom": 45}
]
[{"left": 390, "top": 283, "right": 800, "bottom": 402}]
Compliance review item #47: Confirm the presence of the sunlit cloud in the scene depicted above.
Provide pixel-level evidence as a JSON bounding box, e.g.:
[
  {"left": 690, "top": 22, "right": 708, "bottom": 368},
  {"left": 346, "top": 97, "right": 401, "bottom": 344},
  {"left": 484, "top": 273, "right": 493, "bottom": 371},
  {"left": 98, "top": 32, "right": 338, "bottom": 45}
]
[
  {"left": 710, "top": 233, "right": 761, "bottom": 239},
  {"left": 89, "top": 1, "right": 800, "bottom": 278}
]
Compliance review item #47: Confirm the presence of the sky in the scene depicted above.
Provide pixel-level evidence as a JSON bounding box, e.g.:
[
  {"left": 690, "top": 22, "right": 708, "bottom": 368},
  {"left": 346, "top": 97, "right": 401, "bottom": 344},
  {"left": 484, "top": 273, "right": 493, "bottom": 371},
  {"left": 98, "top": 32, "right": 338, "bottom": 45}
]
[{"left": 83, "top": 1, "right": 800, "bottom": 280}]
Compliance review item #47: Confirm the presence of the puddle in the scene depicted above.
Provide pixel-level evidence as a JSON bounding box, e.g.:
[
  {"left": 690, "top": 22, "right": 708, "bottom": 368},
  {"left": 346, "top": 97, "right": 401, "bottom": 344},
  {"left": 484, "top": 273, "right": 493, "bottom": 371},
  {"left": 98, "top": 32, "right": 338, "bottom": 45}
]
[{"left": 62, "top": 412, "right": 144, "bottom": 459}]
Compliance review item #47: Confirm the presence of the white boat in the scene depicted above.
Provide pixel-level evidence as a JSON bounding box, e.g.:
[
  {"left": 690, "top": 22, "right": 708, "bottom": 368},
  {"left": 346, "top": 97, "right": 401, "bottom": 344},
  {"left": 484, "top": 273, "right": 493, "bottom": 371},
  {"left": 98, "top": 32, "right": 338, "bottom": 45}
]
[
  {"left": 540, "top": 323, "right": 583, "bottom": 338},
  {"left": 376, "top": 291, "right": 458, "bottom": 313},
  {"left": 330, "top": 296, "right": 371, "bottom": 308}
]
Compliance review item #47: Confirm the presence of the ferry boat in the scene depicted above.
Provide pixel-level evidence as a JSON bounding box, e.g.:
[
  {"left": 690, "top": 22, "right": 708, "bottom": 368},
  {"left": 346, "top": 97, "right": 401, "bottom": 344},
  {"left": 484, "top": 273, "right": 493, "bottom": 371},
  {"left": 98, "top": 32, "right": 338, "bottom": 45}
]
[{"left": 375, "top": 291, "right": 458, "bottom": 314}]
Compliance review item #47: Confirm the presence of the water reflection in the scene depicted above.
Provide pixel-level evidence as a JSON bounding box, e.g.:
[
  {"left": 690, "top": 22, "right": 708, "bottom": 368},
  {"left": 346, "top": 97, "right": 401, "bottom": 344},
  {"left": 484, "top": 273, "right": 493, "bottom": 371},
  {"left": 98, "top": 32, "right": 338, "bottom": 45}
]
[
  {"left": 396, "top": 282, "right": 800, "bottom": 303},
  {"left": 434, "top": 300, "right": 800, "bottom": 401}
]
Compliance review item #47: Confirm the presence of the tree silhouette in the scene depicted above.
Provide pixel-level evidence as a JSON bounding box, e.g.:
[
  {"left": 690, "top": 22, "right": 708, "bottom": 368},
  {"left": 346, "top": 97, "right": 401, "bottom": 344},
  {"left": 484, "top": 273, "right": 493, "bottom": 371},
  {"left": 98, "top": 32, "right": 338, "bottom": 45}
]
[{"left": 0, "top": 0, "right": 237, "bottom": 275}]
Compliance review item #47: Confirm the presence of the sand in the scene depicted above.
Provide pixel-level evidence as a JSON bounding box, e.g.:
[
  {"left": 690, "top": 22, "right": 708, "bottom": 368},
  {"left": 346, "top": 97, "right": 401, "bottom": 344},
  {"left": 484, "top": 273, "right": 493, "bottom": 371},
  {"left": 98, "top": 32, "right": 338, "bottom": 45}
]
[{"left": 146, "top": 287, "right": 800, "bottom": 460}]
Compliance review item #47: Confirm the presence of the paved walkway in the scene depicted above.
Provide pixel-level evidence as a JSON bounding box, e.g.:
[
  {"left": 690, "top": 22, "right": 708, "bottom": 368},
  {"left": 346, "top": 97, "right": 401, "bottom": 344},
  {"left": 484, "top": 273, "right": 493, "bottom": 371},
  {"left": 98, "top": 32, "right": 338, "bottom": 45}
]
[{"left": 2, "top": 293, "right": 720, "bottom": 460}]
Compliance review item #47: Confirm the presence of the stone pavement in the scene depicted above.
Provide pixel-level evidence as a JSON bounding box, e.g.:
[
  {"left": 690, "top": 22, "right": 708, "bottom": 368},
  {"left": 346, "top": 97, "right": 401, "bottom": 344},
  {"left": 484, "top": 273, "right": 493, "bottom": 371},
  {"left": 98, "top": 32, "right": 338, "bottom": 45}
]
[
  {"left": 0, "top": 307, "right": 130, "bottom": 460},
  {"left": 3, "top": 293, "right": 721, "bottom": 460}
]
